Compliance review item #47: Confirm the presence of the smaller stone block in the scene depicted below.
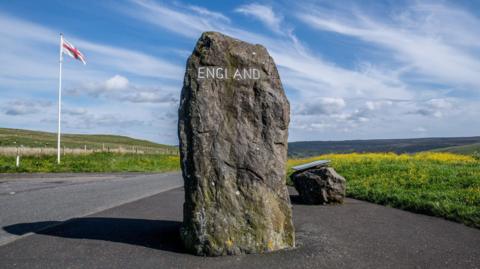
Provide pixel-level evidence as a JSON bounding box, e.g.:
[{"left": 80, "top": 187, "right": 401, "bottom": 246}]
[{"left": 291, "top": 167, "right": 346, "bottom": 204}]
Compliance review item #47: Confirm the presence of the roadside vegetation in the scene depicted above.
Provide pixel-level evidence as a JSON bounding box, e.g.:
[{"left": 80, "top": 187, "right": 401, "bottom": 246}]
[
  {"left": 1, "top": 148, "right": 478, "bottom": 228},
  {"left": 0, "top": 152, "right": 180, "bottom": 173},
  {"left": 287, "top": 152, "right": 480, "bottom": 228}
]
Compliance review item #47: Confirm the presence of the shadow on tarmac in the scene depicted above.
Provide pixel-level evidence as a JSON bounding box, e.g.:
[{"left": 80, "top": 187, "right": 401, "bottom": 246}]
[
  {"left": 3, "top": 218, "right": 185, "bottom": 253},
  {"left": 289, "top": 195, "right": 304, "bottom": 205}
]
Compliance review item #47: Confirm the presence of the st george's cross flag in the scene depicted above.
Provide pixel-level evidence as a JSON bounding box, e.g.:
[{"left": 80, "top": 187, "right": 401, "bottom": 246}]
[
  {"left": 56, "top": 34, "right": 87, "bottom": 164},
  {"left": 62, "top": 37, "right": 86, "bottom": 65}
]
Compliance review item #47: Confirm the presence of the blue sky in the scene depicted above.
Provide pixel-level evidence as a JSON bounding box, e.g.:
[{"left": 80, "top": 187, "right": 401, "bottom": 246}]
[{"left": 1, "top": 0, "right": 479, "bottom": 145}]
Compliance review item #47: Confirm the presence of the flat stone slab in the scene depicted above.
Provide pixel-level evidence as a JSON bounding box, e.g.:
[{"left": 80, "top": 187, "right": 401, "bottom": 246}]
[{"left": 1, "top": 187, "right": 479, "bottom": 269}]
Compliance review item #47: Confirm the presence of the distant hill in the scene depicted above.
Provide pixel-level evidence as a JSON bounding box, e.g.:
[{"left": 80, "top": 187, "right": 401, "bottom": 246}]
[
  {"left": 288, "top": 137, "right": 480, "bottom": 157},
  {"left": 4, "top": 128, "right": 478, "bottom": 157},
  {"left": 0, "top": 127, "right": 176, "bottom": 151},
  {"left": 430, "top": 143, "right": 480, "bottom": 155}
]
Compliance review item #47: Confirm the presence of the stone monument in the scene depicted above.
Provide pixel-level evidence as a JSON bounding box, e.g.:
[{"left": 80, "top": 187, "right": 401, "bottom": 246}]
[{"left": 178, "top": 32, "right": 294, "bottom": 256}]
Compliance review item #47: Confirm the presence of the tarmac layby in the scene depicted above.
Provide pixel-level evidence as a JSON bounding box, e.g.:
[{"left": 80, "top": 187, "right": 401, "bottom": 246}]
[
  {"left": 0, "top": 173, "right": 479, "bottom": 269},
  {"left": 0, "top": 172, "right": 183, "bottom": 246}
]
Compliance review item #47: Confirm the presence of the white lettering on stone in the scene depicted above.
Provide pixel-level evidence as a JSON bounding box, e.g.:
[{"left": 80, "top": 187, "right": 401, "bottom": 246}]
[
  {"left": 233, "top": 69, "right": 242, "bottom": 80},
  {"left": 198, "top": 66, "right": 205, "bottom": 79},
  {"left": 243, "top": 68, "right": 252, "bottom": 79},
  {"left": 206, "top": 67, "right": 215, "bottom": 79},
  {"left": 216, "top": 67, "right": 224, "bottom": 79},
  {"left": 252, "top": 68, "right": 260, "bottom": 79},
  {"left": 197, "top": 67, "right": 261, "bottom": 80}
]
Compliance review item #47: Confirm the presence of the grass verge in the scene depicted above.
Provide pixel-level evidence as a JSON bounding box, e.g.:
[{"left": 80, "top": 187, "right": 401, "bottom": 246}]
[
  {"left": 0, "top": 153, "right": 180, "bottom": 173},
  {"left": 287, "top": 152, "right": 480, "bottom": 228}
]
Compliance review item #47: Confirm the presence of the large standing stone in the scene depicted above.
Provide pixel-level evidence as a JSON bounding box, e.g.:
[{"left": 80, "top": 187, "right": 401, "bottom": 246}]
[{"left": 178, "top": 32, "right": 294, "bottom": 256}]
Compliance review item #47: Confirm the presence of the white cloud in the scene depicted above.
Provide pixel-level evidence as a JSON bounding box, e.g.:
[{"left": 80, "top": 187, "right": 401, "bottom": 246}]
[
  {"left": 297, "top": 3, "right": 480, "bottom": 90},
  {"left": 119, "top": 92, "right": 177, "bottom": 103},
  {"left": 3, "top": 100, "right": 52, "bottom": 116},
  {"left": 235, "top": 3, "right": 283, "bottom": 34},
  {"left": 63, "top": 107, "right": 88, "bottom": 116},
  {"left": 124, "top": 0, "right": 227, "bottom": 38},
  {"left": 67, "top": 75, "right": 128, "bottom": 97},
  {"left": 69, "top": 113, "right": 147, "bottom": 129},
  {"left": 68, "top": 75, "right": 178, "bottom": 104},
  {"left": 105, "top": 75, "right": 129, "bottom": 91},
  {"left": 187, "top": 5, "right": 230, "bottom": 23},
  {"left": 75, "top": 39, "right": 182, "bottom": 80},
  {"left": 413, "top": 127, "right": 427, "bottom": 133},
  {"left": 365, "top": 100, "right": 393, "bottom": 111},
  {"left": 413, "top": 98, "right": 455, "bottom": 118},
  {"left": 295, "top": 97, "right": 346, "bottom": 115}
]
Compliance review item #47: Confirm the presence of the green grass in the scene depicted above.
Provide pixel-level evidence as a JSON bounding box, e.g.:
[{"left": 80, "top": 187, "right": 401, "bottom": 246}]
[
  {"left": 0, "top": 153, "right": 180, "bottom": 173},
  {"left": 0, "top": 127, "right": 176, "bottom": 151},
  {"left": 288, "top": 152, "right": 480, "bottom": 228}
]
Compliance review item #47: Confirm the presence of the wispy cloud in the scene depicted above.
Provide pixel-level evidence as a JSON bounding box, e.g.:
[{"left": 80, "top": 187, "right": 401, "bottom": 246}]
[
  {"left": 66, "top": 113, "right": 147, "bottom": 129},
  {"left": 3, "top": 100, "right": 52, "bottom": 116},
  {"left": 75, "top": 39, "right": 183, "bottom": 80},
  {"left": 124, "top": 0, "right": 227, "bottom": 38},
  {"left": 295, "top": 97, "right": 346, "bottom": 116},
  {"left": 410, "top": 98, "right": 456, "bottom": 118},
  {"left": 186, "top": 5, "right": 230, "bottom": 23},
  {"left": 124, "top": 0, "right": 413, "bottom": 102},
  {"left": 297, "top": 2, "right": 480, "bottom": 90},
  {"left": 235, "top": 3, "right": 283, "bottom": 34}
]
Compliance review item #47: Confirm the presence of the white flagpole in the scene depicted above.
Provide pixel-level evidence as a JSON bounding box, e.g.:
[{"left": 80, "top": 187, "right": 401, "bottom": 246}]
[{"left": 57, "top": 33, "right": 63, "bottom": 164}]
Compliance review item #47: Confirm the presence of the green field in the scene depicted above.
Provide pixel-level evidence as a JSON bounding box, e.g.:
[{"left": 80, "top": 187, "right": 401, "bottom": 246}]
[
  {"left": 288, "top": 152, "right": 480, "bottom": 228},
  {"left": 0, "top": 153, "right": 180, "bottom": 173},
  {"left": 0, "top": 127, "right": 176, "bottom": 151}
]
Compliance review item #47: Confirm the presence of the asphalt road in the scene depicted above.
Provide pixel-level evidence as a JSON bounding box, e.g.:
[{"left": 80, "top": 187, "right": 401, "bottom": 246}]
[
  {"left": 1, "top": 186, "right": 479, "bottom": 269},
  {"left": 0, "top": 172, "right": 182, "bottom": 245}
]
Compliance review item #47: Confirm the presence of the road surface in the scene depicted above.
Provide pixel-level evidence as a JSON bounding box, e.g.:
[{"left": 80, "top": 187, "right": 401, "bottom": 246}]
[
  {"left": 1, "top": 187, "right": 479, "bottom": 268},
  {"left": 0, "top": 172, "right": 182, "bottom": 245}
]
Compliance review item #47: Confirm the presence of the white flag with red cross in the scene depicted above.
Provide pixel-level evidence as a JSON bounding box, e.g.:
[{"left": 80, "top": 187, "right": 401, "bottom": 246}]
[{"left": 62, "top": 37, "right": 86, "bottom": 65}]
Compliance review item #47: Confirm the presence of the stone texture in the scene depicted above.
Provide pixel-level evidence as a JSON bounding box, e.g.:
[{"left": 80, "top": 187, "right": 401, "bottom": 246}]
[
  {"left": 291, "top": 167, "right": 346, "bottom": 205},
  {"left": 178, "top": 32, "right": 294, "bottom": 256}
]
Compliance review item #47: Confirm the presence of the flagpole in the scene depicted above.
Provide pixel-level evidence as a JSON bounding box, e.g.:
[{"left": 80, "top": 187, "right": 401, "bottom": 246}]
[{"left": 57, "top": 33, "right": 63, "bottom": 164}]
